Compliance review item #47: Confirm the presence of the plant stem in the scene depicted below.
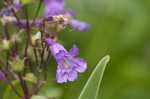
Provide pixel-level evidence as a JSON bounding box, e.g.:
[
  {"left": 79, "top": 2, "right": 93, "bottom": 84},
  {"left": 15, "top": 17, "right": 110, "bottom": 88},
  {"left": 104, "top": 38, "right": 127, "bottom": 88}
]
[
  {"left": 31, "top": 0, "right": 43, "bottom": 26},
  {"left": 44, "top": 47, "right": 51, "bottom": 80},
  {"left": 18, "top": 73, "right": 30, "bottom": 99},
  {"left": 6, "top": 0, "right": 25, "bottom": 28},
  {"left": 0, "top": 68, "right": 23, "bottom": 98},
  {"left": 3, "top": 24, "right": 10, "bottom": 40},
  {"left": 0, "top": 57, "right": 19, "bottom": 80}
]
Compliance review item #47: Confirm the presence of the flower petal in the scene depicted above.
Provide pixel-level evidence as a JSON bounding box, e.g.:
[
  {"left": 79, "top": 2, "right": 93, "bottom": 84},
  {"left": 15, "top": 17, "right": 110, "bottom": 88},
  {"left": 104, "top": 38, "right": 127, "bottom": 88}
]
[
  {"left": 55, "top": 50, "right": 66, "bottom": 61},
  {"left": 14, "top": 0, "right": 21, "bottom": 8},
  {"left": 70, "top": 19, "right": 90, "bottom": 31},
  {"left": 56, "top": 65, "right": 68, "bottom": 83},
  {"left": 65, "top": 9, "right": 76, "bottom": 18},
  {"left": 2, "top": 9, "right": 10, "bottom": 16},
  {"left": 69, "top": 44, "right": 79, "bottom": 56},
  {"left": 68, "top": 70, "right": 78, "bottom": 82},
  {"left": 42, "top": 38, "right": 55, "bottom": 46},
  {"left": 34, "top": 19, "right": 43, "bottom": 26},
  {"left": 56, "top": 72, "right": 68, "bottom": 83},
  {"left": 51, "top": 43, "right": 67, "bottom": 57},
  {"left": 42, "top": 38, "right": 67, "bottom": 58},
  {"left": 44, "top": 0, "right": 65, "bottom": 16},
  {"left": 74, "top": 58, "right": 87, "bottom": 72}
]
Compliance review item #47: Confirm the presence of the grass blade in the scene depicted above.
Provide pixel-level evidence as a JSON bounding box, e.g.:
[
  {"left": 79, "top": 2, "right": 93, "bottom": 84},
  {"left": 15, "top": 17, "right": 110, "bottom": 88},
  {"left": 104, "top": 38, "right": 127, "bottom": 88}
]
[{"left": 78, "top": 55, "right": 110, "bottom": 99}]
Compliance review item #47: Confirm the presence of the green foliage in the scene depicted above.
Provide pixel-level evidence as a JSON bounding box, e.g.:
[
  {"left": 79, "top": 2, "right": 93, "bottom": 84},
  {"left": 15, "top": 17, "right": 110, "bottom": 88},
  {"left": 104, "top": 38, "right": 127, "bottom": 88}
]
[
  {"left": 23, "top": 73, "right": 37, "bottom": 84},
  {"left": 9, "top": 58, "right": 24, "bottom": 72},
  {"left": 0, "top": 39, "right": 10, "bottom": 50},
  {"left": 78, "top": 56, "right": 110, "bottom": 99},
  {"left": 21, "top": 0, "right": 34, "bottom": 5},
  {"left": 61, "top": 0, "right": 150, "bottom": 99},
  {"left": 31, "top": 95, "right": 47, "bottom": 99},
  {"left": 37, "top": 83, "right": 63, "bottom": 99},
  {"left": 3, "top": 80, "right": 23, "bottom": 99}
]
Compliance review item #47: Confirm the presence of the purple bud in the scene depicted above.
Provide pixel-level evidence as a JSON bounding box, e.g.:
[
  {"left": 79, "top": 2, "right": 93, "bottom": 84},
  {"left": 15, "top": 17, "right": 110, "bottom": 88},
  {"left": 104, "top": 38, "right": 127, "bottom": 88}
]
[
  {"left": 65, "top": 9, "right": 76, "bottom": 18},
  {"left": 2, "top": 9, "right": 10, "bottom": 16},
  {"left": 70, "top": 19, "right": 90, "bottom": 31},
  {"left": 34, "top": 19, "right": 43, "bottom": 26},
  {"left": 14, "top": 2, "right": 21, "bottom": 8},
  {"left": 44, "top": 0, "right": 65, "bottom": 16},
  {"left": 12, "top": 19, "right": 26, "bottom": 28},
  {"left": 46, "top": 16, "right": 53, "bottom": 21}
]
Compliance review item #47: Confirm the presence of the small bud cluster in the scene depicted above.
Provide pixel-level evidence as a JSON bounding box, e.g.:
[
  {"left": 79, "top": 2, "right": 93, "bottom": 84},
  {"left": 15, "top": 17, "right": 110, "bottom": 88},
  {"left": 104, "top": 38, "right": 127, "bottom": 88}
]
[{"left": 0, "top": 0, "right": 89, "bottom": 98}]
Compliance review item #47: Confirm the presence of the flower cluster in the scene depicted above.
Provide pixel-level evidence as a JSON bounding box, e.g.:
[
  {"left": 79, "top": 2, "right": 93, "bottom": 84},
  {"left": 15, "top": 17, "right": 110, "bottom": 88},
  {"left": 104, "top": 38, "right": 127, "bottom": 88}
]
[
  {"left": 0, "top": 0, "right": 89, "bottom": 98},
  {"left": 44, "top": 0, "right": 90, "bottom": 31},
  {"left": 41, "top": 0, "right": 89, "bottom": 83}
]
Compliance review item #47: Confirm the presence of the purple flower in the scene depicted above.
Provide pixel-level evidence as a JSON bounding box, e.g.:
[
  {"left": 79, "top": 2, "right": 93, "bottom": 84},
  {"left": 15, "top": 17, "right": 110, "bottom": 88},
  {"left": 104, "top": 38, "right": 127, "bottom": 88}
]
[
  {"left": 14, "top": 0, "right": 21, "bottom": 8},
  {"left": 12, "top": 19, "right": 27, "bottom": 28},
  {"left": 43, "top": 38, "right": 87, "bottom": 83},
  {"left": 70, "top": 19, "right": 90, "bottom": 31},
  {"left": 44, "top": 0, "right": 90, "bottom": 31},
  {"left": 44, "top": 0, "right": 65, "bottom": 16},
  {"left": 2, "top": 9, "right": 10, "bottom": 16}
]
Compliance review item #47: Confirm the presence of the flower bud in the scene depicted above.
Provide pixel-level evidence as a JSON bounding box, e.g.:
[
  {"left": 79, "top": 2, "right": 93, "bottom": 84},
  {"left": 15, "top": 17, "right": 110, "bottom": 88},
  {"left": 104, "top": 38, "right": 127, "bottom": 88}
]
[
  {"left": 9, "top": 57, "right": 24, "bottom": 72},
  {"left": 2, "top": 9, "right": 10, "bottom": 16},
  {"left": 23, "top": 73, "right": 37, "bottom": 83},
  {"left": 0, "top": 39, "right": 10, "bottom": 50},
  {"left": 14, "top": 0, "right": 21, "bottom": 8},
  {"left": 32, "top": 31, "right": 41, "bottom": 45},
  {"left": 10, "top": 32, "right": 22, "bottom": 43}
]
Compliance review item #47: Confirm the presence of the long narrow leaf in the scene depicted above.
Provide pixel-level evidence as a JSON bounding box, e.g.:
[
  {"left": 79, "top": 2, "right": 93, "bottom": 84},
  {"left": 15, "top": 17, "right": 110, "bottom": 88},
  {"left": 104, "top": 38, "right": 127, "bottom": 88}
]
[{"left": 78, "top": 55, "right": 110, "bottom": 99}]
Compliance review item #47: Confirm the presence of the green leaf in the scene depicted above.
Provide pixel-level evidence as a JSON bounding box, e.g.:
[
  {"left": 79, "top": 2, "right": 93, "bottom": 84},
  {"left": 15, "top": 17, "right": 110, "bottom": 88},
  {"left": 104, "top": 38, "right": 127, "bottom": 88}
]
[
  {"left": 21, "top": 0, "right": 33, "bottom": 5},
  {"left": 38, "top": 83, "right": 63, "bottom": 99},
  {"left": 31, "top": 95, "right": 48, "bottom": 99},
  {"left": 23, "top": 73, "right": 38, "bottom": 84},
  {"left": 78, "top": 55, "right": 110, "bottom": 99},
  {"left": 3, "top": 80, "right": 22, "bottom": 99}
]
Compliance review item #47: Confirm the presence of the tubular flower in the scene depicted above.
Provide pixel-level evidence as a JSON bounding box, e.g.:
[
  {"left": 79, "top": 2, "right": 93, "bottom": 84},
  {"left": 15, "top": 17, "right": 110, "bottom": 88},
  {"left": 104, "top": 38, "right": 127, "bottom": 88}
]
[
  {"left": 43, "top": 38, "right": 87, "bottom": 83},
  {"left": 44, "top": 0, "right": 90, "bottom": 31}
]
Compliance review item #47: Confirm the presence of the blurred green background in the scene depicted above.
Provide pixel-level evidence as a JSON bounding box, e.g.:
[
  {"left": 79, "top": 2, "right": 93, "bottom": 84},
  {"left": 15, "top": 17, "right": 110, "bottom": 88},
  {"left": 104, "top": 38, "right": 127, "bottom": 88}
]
[
  {"left": 63, "top": 0, "right": 150, "bottom": 99},
  {"left": 1, "top": 0, "right": 150, "bottom": 99}
]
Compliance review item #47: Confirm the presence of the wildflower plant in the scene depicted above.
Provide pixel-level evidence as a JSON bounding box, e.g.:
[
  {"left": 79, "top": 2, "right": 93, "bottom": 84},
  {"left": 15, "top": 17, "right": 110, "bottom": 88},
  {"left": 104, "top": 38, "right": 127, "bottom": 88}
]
[{"left": 0, "top": 0, "right": 109, "bottom": 99}]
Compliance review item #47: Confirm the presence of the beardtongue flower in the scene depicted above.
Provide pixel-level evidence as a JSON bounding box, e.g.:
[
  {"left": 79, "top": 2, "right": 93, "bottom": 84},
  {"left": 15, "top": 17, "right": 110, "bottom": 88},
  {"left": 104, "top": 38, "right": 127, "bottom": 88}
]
[
  {"left": 44, "top": 0, "right": 90, "bottom": 31},
  {"left": 43, "top": 38, "right": 87, "bottom": 83}
]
